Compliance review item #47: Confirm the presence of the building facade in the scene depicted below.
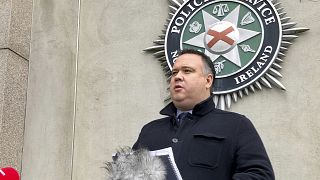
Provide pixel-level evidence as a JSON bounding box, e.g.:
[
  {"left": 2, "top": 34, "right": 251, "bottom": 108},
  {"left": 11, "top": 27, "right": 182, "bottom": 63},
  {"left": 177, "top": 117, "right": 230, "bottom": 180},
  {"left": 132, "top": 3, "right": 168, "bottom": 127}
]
[{"left": 0, "top": 0, "right": 319, "bottom": 179}]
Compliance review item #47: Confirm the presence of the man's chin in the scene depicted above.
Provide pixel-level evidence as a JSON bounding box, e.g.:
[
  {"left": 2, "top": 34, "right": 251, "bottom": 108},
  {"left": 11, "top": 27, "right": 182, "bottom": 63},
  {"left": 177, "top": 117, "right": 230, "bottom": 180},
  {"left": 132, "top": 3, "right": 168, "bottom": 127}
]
[
  {"left": 172, "top": 100, "right": 193, "bottom": 111},
  {"left": 171, "top": 96, "right": 189, "bottom": 107},
  {"left": 171, "top": 94, "right": 185, "bottom": 102}
]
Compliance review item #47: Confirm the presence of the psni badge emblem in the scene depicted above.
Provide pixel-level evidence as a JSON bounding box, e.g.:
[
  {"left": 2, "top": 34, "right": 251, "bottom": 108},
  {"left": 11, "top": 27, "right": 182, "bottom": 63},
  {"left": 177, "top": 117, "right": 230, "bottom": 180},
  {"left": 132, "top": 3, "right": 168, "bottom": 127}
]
[{"left": 145, "top": 0, "right": 308, "bottom": 110}]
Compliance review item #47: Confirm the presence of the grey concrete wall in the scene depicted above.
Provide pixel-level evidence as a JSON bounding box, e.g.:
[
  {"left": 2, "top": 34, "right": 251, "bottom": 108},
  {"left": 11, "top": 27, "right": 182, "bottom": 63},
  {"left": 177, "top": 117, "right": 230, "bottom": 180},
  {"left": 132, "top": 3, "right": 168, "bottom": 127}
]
[
  {"left": 72, "top": 1, "right": 169, "bottom": 179},
  {"left": 21, "top": 0, "right": 320, "bottom": 180},
  {"left": 0, "top": 0, "right": 31, "bottom": 172},
  {"left": 20, "top": 0, "right": 79, "bottom": 179},
  {"left": 0, "top": 50, "right": 28, "bottom": 171}
]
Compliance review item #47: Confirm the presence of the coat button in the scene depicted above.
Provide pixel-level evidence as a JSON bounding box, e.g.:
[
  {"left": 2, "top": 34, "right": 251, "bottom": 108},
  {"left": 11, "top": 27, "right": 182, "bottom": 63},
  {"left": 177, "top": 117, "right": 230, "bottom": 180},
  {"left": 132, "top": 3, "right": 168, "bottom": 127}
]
[{"left": 172, "top": 138, "right": 178, "bottom": 143}]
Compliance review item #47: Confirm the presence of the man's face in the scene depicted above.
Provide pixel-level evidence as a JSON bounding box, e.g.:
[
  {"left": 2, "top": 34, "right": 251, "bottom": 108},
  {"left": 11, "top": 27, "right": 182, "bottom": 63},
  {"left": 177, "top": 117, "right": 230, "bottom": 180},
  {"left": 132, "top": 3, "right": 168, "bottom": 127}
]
[{"left": 169, "top": 53, "right": 213, "bottom": 111}]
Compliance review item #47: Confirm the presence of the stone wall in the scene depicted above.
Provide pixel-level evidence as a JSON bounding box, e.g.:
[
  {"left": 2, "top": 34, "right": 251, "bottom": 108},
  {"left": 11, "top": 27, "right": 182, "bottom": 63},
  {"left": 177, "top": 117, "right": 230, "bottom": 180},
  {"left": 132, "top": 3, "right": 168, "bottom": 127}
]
[
  {"left": 0, "top": 0, "right": 32, "bottom": 172},
  {"left": 0, "top": 0, "right": 318, "bottom": 180}
]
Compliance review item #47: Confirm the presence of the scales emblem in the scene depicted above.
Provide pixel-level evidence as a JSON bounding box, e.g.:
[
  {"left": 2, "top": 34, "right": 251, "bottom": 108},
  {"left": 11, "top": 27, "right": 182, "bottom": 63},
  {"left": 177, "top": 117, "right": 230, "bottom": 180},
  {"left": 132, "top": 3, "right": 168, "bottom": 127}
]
[
  {"left": 145, "top": 0, "right": 308, "bottom": 110},
  {"left": 213, "top": 3, "right": 229, "bottom": 17}
]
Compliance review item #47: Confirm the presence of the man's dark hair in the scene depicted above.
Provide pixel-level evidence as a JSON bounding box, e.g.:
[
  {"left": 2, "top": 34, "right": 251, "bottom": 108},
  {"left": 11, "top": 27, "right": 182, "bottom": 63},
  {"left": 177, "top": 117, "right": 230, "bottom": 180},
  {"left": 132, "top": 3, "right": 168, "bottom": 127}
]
[{"left": 178, "top": 49, "right": 216, "bottom": 90}]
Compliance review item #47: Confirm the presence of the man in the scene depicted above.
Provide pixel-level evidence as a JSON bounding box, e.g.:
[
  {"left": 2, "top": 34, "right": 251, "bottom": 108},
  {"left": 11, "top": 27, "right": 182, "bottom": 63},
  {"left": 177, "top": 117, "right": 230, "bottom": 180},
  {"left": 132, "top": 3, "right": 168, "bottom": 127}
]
[{"left": 133, "top": 49, "right": 275, "bottom": 180}]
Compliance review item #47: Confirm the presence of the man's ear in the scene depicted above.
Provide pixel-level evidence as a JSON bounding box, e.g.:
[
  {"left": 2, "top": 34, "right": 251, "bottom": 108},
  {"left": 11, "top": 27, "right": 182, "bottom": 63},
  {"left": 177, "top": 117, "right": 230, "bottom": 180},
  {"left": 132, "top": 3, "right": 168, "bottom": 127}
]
[{"left": 205, "top": 74, "right": 213, "bottom": 89}]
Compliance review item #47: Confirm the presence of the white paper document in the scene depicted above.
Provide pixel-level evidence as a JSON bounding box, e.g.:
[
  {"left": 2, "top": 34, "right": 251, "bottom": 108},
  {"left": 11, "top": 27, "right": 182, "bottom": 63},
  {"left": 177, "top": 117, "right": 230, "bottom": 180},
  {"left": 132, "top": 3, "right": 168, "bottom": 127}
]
[{"left": 150, "top": 147, "right": 183, "bottom": 180}]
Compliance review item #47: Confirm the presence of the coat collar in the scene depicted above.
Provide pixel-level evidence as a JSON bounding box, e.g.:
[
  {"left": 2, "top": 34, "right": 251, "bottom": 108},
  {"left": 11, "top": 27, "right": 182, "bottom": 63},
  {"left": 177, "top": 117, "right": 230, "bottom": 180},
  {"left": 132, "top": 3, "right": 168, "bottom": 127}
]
[{"left": 159, "top": 95, "right": 216, "bottom": 117}]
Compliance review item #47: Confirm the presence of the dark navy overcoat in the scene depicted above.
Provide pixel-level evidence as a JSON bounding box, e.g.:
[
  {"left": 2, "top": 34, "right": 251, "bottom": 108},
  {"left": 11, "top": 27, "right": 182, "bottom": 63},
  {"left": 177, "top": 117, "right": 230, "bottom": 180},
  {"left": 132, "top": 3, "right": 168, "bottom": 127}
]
[{"left": 133, "top": 96, "right": 275, "bottom": 180}]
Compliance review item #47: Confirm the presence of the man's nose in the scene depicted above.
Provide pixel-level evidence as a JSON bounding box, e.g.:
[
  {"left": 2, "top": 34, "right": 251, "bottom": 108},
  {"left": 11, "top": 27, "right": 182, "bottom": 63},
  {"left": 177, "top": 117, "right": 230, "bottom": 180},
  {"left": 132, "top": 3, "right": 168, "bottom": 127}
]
[{"left": 174, "top": 71, "right": 183, "bottom": 81}]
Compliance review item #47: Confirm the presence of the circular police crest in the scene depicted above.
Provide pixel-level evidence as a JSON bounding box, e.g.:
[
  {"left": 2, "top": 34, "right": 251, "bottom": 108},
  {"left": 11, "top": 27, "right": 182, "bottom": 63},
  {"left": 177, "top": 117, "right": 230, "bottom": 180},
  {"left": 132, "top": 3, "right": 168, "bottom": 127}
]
[
  {"left": 166, "top": 0, "right": 281, "bottom": 94},
  {"left": 145, "top": 0, "right": 309, "bottom": 109}
]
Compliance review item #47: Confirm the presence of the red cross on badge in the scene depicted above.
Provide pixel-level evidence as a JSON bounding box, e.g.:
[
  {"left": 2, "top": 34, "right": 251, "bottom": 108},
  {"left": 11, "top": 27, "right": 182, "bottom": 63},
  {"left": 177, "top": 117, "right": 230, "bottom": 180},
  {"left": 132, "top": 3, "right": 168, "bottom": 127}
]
[{"left": 207, "top": 26, "right": 235, "bottom": 48}]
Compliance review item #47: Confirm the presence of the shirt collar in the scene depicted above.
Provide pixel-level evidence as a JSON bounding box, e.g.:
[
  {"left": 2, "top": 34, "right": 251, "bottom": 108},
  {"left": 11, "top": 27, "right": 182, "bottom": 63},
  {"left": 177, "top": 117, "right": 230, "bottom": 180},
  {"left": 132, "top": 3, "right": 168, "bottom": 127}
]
[
  {"left": 160, "top": 95, "right": 216, "bottom": 117},
  {"left": 176, "top": 109, "right": 193, "bottom": 118}
]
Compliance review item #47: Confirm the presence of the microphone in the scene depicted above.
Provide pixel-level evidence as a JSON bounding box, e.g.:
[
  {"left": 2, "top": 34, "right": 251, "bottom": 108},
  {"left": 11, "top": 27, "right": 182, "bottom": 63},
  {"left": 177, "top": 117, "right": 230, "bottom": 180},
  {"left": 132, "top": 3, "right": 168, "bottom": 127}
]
[
  {"left": 105, "top": 147, "right": 166, "bottom": 180},
  {"left": 0, "top": 167, "right": 20, "bottom": 180}
]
